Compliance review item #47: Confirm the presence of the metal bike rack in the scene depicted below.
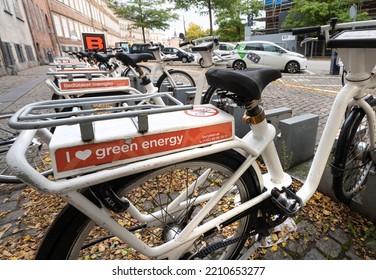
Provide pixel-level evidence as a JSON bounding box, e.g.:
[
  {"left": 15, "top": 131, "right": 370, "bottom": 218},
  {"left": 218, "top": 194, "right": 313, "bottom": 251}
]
[{"left": 8, "top": 93, "right": 192, "bottom": 141}]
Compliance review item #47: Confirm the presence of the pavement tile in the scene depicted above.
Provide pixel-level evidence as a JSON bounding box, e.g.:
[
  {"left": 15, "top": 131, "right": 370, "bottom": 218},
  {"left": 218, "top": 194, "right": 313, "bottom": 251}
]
[
  {"left": 328, "top": 228, "right": 350, "bottom": 244},
  {"left": 316, "top": 237, "right": 342, "bottom": 259},
  {"left": 303, "top": 248, "right": 327, "bottom": 260}
]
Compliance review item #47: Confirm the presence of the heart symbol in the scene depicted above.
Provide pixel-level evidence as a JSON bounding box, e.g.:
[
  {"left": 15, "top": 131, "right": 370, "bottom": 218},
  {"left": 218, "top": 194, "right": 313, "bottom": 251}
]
[{"left": 75, "top": 150, "right": 92, "bottom": 161}]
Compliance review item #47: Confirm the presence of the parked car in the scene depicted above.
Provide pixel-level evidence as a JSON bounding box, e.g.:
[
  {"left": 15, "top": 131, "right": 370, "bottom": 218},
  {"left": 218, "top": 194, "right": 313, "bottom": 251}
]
[
  {"left": 194, "top": 42, "right": 237, "bottom": 68},
  {"left": 215, "top": 42, "right": 236, "bottom": 56},
  {"left": 162, "top": 47, "right": 195, "bottom": 63},
  {"left": 129, "top": 42, "right": 164, "bottom": 59},
  {"left": 229, "top": 41, "right": 307, "bottom": 73}
]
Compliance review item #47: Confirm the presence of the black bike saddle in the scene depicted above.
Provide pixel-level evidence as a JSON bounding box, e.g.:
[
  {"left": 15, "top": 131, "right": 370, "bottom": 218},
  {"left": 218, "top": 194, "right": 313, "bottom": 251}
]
[
  {"left": 205, "top": 68, "right": 281, "bottom": 101},
  {"left": 93, "top": 53, "right": 115, "bottom": 63},
  {"left": 115, "top": 52, "right": 154, "bottom": 67}
]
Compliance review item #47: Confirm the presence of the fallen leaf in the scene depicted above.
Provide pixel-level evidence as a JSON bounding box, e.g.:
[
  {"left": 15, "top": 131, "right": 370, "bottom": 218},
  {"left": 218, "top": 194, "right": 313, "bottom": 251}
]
[
  {"left": 270, "top": 244, "right": 278, "bottom": 252},
  {"left": 0, "top": 223, "right": 12, "bottom": 239}
]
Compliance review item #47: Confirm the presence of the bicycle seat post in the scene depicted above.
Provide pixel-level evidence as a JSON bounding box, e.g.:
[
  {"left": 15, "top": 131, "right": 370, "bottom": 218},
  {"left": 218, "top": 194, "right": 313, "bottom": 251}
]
[
  {"left": 191, "top": 42, "right": 215, "bottom": 68},
  {"left": 327, "top": 29, "right": 376, "bottom": 83},
  {"left": 149, "top": 46, "right": 163, "bottom": 62}
]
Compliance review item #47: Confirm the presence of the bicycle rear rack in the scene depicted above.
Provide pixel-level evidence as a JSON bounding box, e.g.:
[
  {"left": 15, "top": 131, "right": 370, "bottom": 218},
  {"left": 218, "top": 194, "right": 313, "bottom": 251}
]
[{"left": 8, "top": 93, "right": 192, "bottom": 141}]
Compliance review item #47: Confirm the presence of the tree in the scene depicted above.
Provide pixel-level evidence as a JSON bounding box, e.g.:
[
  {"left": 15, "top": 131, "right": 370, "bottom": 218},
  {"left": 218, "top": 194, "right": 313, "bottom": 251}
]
[
  {"left": 282, "top": 0, "right": 370, "bottom": 29},
  {"left": 171, "top": 0, "right": 233, "bottom": 35},
  {"left": 108, "top": 0, "right": 178, "bottom": 43},
  {"left": 185, "top": 22, "right": 210, "bottom": 40},
  {"left": 215, "top": 0, "right": 264, "bottom": 42}
]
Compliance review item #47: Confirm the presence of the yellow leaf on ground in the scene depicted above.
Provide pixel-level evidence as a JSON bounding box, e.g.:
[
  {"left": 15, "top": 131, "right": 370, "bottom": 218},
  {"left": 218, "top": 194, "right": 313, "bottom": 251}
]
[
  {"left": 271, "top": 244, "right": 278, "bottom": 252},
  {"left": 23, "top": 235, "right": 31, "bottom": 242},
  {"left": 323, "top": 210, "right": 331, "bottom": 216}
]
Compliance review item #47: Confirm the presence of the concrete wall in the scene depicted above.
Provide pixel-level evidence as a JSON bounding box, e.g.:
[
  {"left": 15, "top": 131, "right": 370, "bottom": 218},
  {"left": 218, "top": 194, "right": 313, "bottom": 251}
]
[
  {"left": 0, "top": 0, "right": 38, "bottom": 74},
  {"left": 244, "top": 32, "right": 298, "bottom": 52}
]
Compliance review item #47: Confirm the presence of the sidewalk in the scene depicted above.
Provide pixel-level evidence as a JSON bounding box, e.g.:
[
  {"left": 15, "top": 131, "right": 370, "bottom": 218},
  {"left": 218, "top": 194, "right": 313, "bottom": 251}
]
[
  {"left": 0, "top": 65, "right": 375, "bottom": 260},
  {"left": 0, "top": 65, "right": 51, "bottom": 113}
]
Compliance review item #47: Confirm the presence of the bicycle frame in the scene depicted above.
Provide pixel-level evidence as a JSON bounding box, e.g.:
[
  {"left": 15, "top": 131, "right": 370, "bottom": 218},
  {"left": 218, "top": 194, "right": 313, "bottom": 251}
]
[{"left": 5, "top": 20, "right": 376, "bottom": 260}]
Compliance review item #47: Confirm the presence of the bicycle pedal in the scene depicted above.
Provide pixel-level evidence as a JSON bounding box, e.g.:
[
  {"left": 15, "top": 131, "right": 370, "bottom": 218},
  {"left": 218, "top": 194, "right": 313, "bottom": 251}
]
[
  {"left": 270, "top": 187, "right": 303, "bottom": 217},
  {"left": 90, "top": 185, "right": 129, "bottom": 213}
]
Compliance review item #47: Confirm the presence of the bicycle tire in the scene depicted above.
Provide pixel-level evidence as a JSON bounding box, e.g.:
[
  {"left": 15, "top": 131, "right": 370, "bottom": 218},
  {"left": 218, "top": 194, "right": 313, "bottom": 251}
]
[
  {"left": 0, "top": 114, "right": 53, "bottom": 184},
  {"left": 202, "top": 86, "right": 237, "bottom": 111},
  {"left": 156, "top": 69, "right": 195, "bottom": 93},
  {"left": 36, "top": 151, "right": 261, "bottom": 260},
  {"left": 332, "top": 105, "right": 375, "bottom": 204}
]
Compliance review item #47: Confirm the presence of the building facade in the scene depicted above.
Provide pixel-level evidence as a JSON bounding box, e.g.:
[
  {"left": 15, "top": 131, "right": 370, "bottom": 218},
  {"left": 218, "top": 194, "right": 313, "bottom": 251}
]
[
  {"left": 0, "top": 0, "right": 38, "bottom": 76},
  {"left": 22, "top": 0, "right": 59, "bottom": 64},
  {"left": 0, "top": 0, "right": 176, "bottom": 76},
  {"left": 48, "top": 0, "right": 122, "bottom": 53}
]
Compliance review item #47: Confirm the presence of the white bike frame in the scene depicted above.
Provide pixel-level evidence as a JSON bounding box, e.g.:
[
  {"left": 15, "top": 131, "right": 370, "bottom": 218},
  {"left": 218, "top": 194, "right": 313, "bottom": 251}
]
[{"left": 6, "top": 20, "right": 376, "bottom": 259}]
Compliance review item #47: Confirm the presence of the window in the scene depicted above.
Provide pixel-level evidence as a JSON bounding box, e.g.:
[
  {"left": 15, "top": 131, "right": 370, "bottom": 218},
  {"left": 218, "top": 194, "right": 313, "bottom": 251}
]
[
  {"left": 25, "top": 45, "right": 35, "bottom": 61},
  {"left": 12, "top": 0, "right": 22, "bottom": 18},
  {"left": 61, "top": 16, "right": 70, "bottom": 38},
  {"left": 2, "top": 42, "right": 15, "bottom": 65},
  {"left": 3, "top": 0, "right": 11, "bottom": 13},
  {"left": 263, "top": 43, "right": 280, "bottom": 53},
  {"left": 244, "top": 43, "right": 263, "bottom": 51},
  {"left": 30, "top": 1, "right": 40, "bottom": 30},
  {"left": 52, "top": 14, "right": 63, "bottom": 37},
  {"left": 22, "top": 0, "right": 33, "bottom": 27},
  {"left": 14, "top": 44, "right": 26, "bottom": 63}
]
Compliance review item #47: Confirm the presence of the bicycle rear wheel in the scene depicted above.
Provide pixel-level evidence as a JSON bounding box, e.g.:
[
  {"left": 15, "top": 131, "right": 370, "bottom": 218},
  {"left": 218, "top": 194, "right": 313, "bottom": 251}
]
[
  {"left": 123, "top": 65, "right": 151, "bottom": 93},
  {"left": 156, "top": 69, "right": 195, "bottom": 93},
  {"left": 0, "top": 114, "right": 52, "bottom": 184},
  {"left": 36, "top": 151, "right": 261, "bottom": 260},
  {"left": 202, "top": 86, "right": 237, "bottom": 111},
  {"left": 332, "top": 105, "right": 375, "bottom": 204}
]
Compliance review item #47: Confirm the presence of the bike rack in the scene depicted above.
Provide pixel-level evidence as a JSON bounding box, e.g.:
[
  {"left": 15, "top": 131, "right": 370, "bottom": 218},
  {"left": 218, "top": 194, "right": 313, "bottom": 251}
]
[
  {"left": 46, "top": 70, "right": 108, "bottom": 81},
  {"left": 8, "top": 93, "right": 192, "bottom": 141}
]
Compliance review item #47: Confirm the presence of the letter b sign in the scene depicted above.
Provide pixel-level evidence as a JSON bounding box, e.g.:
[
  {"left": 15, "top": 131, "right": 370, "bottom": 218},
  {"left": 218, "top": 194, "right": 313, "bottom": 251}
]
[{"left": 82, "top": 33, "right": 106, "bottom": 50}]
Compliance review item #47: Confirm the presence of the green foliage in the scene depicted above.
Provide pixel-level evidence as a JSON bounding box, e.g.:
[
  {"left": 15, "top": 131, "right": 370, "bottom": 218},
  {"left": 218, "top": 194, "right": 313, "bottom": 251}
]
[
  {"left": 215, "top": 0, "right": 264, "bottom": 42},
  {"left": 108, "top": 0, "right": 178, "bottom": 42},
  {"left": 282, "top": 0, "right": 370, "bottom": 29},
  {"left": 217, "top": 18, "right": 244, "bottom": 42},
  {"left": 171, "top": 0, "right": 236, "bottom": 34},
  {"left": 185, "top": 23, "right": 210, "bottom": 40}
]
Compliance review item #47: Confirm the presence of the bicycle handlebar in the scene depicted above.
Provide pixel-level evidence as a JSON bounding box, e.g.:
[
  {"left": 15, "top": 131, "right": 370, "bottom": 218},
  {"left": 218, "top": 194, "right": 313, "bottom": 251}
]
[
  {"left": 179, "top": 40, "right": 193, "bottom": 47},
  {"left": 292, "top": 26, "right": 321, "bottom": 35}
]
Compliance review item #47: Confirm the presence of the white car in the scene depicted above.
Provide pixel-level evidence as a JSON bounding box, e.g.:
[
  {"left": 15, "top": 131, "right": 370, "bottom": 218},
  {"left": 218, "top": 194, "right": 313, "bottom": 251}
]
[
  {"left": 229, "top": 41, "right": 307, "bottom": 73},
  {"left": 194, "top": 42, "right": 236, "bottom": 68}
]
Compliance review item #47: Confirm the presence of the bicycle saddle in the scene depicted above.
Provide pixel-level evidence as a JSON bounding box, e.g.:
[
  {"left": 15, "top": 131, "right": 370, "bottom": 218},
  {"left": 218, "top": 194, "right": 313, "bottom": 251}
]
[
  {"left": 116, "top": 52, "right": 154, "bottom": 67},
  {"left": 93, "top": 52, "right": 115, "bottom": 63},
  {"left": 79, "top": 51, "right": 92, "bottom": 58},
  {"left": 205, "top": 68, "right": 281, "bottom": 101},
  {"left": 192, "top": 42, "right": 214, "bottom": 52}
]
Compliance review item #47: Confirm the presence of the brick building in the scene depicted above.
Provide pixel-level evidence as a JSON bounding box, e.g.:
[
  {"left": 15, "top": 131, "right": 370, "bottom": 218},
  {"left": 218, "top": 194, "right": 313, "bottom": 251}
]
[
  {"left": 22, "top": 0, "right": 59, "bottom": 64},
  {"left": 48, "top": 0, "right": 123, "bottom": 53}
]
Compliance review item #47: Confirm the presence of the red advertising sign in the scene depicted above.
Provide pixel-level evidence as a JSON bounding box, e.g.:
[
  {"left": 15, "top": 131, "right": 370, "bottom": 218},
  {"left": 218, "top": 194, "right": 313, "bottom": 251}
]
[
  {"left": 54, "top": 122, "right": 233, "bottom": 173},
  {"left": 59, "top": 78, "right": 130, "bottom": 90}
]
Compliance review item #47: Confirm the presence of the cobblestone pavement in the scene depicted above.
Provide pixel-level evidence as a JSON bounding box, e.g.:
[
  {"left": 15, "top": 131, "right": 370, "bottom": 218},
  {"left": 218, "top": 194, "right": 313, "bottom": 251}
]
[{"left": 1, "top": 62, "right": 375, "bottom": 260}]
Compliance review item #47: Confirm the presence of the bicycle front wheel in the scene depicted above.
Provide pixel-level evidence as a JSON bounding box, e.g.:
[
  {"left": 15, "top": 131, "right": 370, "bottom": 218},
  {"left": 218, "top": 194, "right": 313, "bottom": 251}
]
[
  {"left": 332, "top": 106, "right": 375, "bottom": 204},
  {"left": 156, "top": 70, "right": 195, "bottom": 93},
  {"left": 36, "top": 151, "right": 260, "bottom": 260}
]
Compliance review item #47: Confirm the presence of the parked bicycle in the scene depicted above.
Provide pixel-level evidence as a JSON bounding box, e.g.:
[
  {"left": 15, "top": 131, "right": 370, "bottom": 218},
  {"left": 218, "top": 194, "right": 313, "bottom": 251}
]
[{"left": 5, "top": 18, "right": 376, "bottom": 260}]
